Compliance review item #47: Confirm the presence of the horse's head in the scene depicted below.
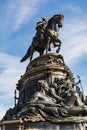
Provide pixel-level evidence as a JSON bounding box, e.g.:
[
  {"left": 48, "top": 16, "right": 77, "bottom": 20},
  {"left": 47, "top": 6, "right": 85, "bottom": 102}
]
[{"left": 57, "top": 14, "right": 64, "bottom": 28}]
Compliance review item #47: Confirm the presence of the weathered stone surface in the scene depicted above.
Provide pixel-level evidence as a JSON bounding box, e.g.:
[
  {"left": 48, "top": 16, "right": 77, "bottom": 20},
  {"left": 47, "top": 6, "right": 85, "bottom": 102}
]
[
  {"left": 1, "top": 14, "right": 87, "bottom": 130},
  {"left": 17, "top": 53, "right": 73, "bottom": 106},
  {"left": 0, "top": 120, "right": 87, "bottom": 130},
  {"left": 1, "top": 53, "right": 87, "bottom": 123}
]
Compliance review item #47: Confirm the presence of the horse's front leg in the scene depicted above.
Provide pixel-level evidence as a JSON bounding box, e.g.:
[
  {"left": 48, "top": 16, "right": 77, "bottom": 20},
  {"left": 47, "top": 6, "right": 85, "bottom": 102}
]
[
  {"left": 46, "top": 37, "right": 51, "bottom": 54},
  {"left": 39, "top": 49, "right": 44, "bottom": 56},
  {"left": 56, "top": 39, "right": 62, "bottom": 53}
]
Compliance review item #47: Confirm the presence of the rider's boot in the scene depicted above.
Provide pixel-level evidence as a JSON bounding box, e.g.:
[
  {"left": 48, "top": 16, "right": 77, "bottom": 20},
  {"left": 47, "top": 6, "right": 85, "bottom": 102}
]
[
  {"left": 54, "top": 43, "right": 57, "bottom": 47},
  {"left": 48, "top": 46, "right": 51, "bottom": 51}
]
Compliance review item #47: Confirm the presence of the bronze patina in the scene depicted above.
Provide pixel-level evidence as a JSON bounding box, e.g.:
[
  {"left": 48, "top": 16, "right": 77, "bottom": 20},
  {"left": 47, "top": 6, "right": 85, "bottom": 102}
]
[
  {"left": 21, "top": 14, "right": 64, "bottom": 62},
  {"left": 1, "top": 14, "right": 87, "bottom": 124}
]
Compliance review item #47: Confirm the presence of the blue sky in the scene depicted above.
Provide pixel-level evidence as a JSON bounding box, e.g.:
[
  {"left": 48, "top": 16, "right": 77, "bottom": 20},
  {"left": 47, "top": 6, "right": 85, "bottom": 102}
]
[{"left": 0, "top": 0, "right": 87, "bottom": 119}]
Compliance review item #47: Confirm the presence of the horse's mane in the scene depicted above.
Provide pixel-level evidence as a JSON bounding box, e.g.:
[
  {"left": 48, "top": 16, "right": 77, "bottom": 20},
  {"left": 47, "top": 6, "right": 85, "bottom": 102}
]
[
  {"left": 47, "top": 14, "right": 64, "bottom": 26},
  {"left": 47, "top": 15, "right": 56, "bottom": 25}
]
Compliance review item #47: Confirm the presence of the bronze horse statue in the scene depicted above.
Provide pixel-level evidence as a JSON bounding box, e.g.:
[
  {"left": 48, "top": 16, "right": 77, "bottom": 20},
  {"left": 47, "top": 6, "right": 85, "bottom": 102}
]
[{"left": 21, "top": 14, "right": 64, "bottom": 62}]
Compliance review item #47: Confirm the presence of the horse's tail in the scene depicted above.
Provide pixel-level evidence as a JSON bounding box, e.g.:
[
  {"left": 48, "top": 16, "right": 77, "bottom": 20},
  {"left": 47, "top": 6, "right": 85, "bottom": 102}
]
[{"left": 20, "top": 45, "right": 31, "bottom": 62}]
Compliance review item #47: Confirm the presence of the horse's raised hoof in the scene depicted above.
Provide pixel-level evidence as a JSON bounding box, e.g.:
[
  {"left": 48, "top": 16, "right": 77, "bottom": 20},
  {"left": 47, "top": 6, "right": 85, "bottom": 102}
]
[
  {"left": 48, "top": 48, "right": 51, "bottom": 51},
  {"left": 54, "top": 44, "right": 57, "bottom": 47},
  {"left": 56, "top": 49, "right": 59, "bottom": 53}
]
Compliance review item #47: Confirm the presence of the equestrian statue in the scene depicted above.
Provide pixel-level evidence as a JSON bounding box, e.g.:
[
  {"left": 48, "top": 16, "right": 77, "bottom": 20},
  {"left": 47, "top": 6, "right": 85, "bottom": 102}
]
[{"left": 20, "top": 14, "right": 64, "bottom": 62}]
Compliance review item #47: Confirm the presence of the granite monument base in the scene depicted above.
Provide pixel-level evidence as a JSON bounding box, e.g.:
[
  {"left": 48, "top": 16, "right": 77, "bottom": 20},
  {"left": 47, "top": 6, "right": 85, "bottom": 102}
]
[{"left": 0, "top": 120, "right": 87, "bottom": 130}]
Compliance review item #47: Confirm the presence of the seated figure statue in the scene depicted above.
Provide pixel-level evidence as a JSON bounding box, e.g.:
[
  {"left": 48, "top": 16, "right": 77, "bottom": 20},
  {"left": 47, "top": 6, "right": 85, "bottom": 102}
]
[{"left": 29, "top": 80, "right": 56, "bottom": 104}]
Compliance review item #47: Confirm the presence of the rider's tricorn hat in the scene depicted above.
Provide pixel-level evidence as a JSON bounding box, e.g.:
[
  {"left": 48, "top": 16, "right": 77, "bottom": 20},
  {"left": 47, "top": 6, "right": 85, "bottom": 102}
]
[{"left": 42, "top": 16, "right": 47, "bottom": 21}]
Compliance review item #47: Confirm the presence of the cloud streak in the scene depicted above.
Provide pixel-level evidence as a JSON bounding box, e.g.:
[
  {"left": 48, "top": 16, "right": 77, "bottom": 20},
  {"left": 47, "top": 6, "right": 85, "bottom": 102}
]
[
  {"left": 61, "top": 3, "right": 83, "bottom": 14},
  {"left": 60, "top": 16, "right": 87, "bottom": 65},
  {"left": 66, "top": 4, "right": 83, "bottom": 14},
  {"left": 0, "top": 52, "right": 27, "bottom": 119},
  {"left": 0, "top": 0, "right": 46, "bottom": 40},
  {"left": 13, "top": 0, "right": 39, "bottom": 30},
  {"left": 0, "top": 106, "right": 5, "bottom": 120},
  {"left": 6, "top": 0, "right": 45, "bottom": 30},
  {"left": 59, "top": 14, "right": 87, "bottom": 96}
]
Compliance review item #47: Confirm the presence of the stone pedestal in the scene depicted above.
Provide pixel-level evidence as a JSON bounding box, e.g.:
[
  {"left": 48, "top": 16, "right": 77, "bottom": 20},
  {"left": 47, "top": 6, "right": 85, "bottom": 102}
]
[
  {"left": 17, "top": 53, "right": 73, "bottom": 111},
  {"left": 0, "top": 120, "right": 87, "bottom": 130},
  {"left": 1, "top": 53, "right": 87, "bottom": 130},
  {"left": 0, "top": 120, "right": 23, "bottom": 130}
]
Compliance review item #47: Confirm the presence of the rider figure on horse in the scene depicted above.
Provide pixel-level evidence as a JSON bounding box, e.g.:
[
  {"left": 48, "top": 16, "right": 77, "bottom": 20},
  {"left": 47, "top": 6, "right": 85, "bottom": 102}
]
[
  {"left": 21, "top": 14, "right": 64, "bottom": 62},
  {"left": 35, "top": 16, "right": 47, "bottom": 43}
]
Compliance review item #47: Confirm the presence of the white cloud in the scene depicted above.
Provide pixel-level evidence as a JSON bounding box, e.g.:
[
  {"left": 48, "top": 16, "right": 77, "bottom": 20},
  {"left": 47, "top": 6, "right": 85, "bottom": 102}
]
[
  {"left": 60, "top": 16, "right": 87, "bottom": 65},
  {"left": 0, "top": 52, "right": 26, "bottom": 93},
  {"left": 0, "top": 53, "right": 27, "bottom": 119},
  {"left": 61, "top": 4, "right": 83, "bottom": 14},
  {"left": 58, "top": 15, "right": 87, "bottom": 95},
  {"left": 13, "top": 0, "right": 38, "bottom": 30},
  {"left": 0, "top": 106, "right": 5, "bottom": 120},
  {"left": 0, "top": 0, "right": 45, "bottom": 37},
  {"left": 6, "top": 0, "right": 45, "bottom": 30},
  {"left": 67, "top": 4, "right": 83, "bottom": 14}
]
